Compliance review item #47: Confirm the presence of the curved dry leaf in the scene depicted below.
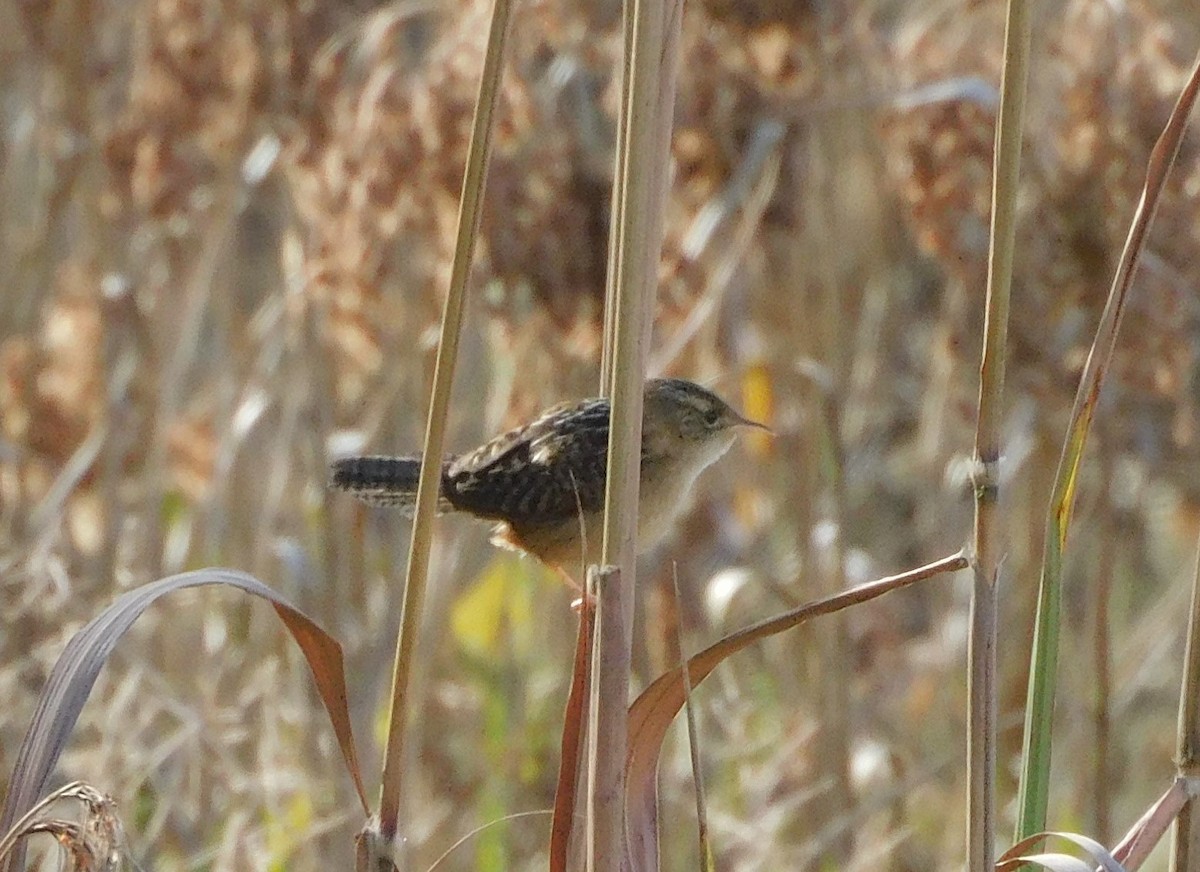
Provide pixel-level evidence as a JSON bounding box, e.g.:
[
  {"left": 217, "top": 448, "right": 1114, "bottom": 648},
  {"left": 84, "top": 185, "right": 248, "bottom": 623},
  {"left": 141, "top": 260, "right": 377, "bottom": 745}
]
[
  {"left": 0, "top": 782, "right": 117, "bottom": 867},
  {"left": 623, "top": 552, "right": 967, "bottom": 862},
  {"left": 997, "top": 831, "right": 1125, "bottom": 872},
  {"left": 549, "top": 599, "right": 595, "bottom": 872},
  {"left": 1111, "top": 778, "right": 1190, "bottom": 870},
  {"left": 0, "top": 568, "right": 368, "bottom": 872},
  {"left": 999, "top": 853, "right": 1101, "bottom": 872},
  {"left": 1020, "top": 44, "right": 1200, "bottom": 843}
]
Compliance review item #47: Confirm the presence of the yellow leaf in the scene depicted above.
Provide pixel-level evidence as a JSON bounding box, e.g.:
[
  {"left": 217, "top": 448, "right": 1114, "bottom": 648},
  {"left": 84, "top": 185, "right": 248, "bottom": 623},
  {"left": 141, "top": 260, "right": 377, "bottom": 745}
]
[
  {"left": 265, "top": 792, "right": 314, "bottom": 872},
  {"left": 741, "top": 363, "right": 774, "bottom": 457},
  {"left": 451, "top": 555, "right": 537, "bottom": 657}
]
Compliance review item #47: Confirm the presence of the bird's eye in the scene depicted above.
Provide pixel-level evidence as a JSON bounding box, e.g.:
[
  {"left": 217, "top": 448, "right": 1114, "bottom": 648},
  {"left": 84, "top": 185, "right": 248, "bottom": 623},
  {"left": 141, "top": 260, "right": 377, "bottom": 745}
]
[{"left": 703, "top": 407, "right": 721, "bottom": 427}]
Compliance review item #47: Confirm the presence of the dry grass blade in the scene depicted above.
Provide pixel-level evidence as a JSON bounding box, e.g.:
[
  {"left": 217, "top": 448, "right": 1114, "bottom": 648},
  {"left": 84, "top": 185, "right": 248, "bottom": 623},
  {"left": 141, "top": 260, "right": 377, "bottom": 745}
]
[
  {"left": 549, "top": 598, "right": 596, "bottom": 872},
  {"left": 0, "top": 782, "right": 118, "bottom": 868},
  {"left": 623, "top": 552, "right": 968, "bottom": 853},
  {"left": 425, "top": 811, "right": 553, "bottom": 872},
  {"left": 996, "top": 832, "right": 1124, "bottom": 872},
  {"left": 1018, "top": 45, "right": 1200, "bottom": 838},
  {"left": 999, "top": 856, "right": 1098, "bottom": 872},
  {"left": 1115, "top": 778, "right": 1196, "bottom": 871},
  {"left": 1001, "top": 779, "right": 1200, "bottom": 872},
  {"left": 1051, "top": 51, "right": 1200, "bottom": 536},
  {"left": 0, "top": 568, "right": 367, "bottom": 872}
]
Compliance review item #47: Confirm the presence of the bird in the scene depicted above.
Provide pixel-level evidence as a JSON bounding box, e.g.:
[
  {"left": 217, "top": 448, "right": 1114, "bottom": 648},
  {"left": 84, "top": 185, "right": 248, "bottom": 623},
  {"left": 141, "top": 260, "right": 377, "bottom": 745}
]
[{"left": 330, "top": 377, "right": 768, "bottom": 584}]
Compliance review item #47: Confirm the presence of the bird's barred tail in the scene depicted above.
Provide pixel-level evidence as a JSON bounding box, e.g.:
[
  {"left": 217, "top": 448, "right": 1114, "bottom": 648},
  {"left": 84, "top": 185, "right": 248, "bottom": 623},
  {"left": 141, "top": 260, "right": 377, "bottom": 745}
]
[{"left": 329, "top": 456, "right": 452, "bottom": 515}]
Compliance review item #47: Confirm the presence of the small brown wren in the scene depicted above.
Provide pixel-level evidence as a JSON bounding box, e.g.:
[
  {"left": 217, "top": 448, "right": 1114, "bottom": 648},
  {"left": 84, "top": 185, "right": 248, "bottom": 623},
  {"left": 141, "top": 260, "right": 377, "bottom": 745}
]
[{"left": 330, "top": 378, "right": 767, "bottom": 580}]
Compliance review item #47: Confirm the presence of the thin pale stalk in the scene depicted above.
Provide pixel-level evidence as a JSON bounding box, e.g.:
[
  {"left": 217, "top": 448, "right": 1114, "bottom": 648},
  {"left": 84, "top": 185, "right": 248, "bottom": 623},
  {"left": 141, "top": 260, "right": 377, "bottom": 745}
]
[
  {"left": 968, "top": 0, "right": 1031, "bottom": 867},
  {"left": 1017, "top": 47, "right": 1200, "bottom": 841},
  {"left": 589, "top": 566, "right": 626, "bottom": 872},
  {"left": 1169, "top": 537, "right": 1200, "bottom": 872},
  {"left": 813, "top": 385, "right": 853, "bottom": 859},
  {"left": 600, "top": 0, "right": 683, "bottom": 594},
  {"left": 672, "top": 567, "right": 713, "bottom": 871},
  {"left": 586, "top": 569, "right": 601, "bottom": 872},
  {"left": 599, "top": 1, "right": 632, "bottom": 391},
  {"left": 592, "top": 0, "right": 683, "bottom": 867},
  {"left": 1091, "top": 451, "right": 1116, "bottom": 844},
  {"left": 374, "top": 0, "right": 514, "bottom": 856}
]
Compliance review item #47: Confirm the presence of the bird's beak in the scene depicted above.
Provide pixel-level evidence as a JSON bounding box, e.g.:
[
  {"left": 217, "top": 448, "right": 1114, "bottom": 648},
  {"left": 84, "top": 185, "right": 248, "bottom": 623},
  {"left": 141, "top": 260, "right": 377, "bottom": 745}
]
[{"left": 733, "top": 413, "right": 773, "bottom": 435}]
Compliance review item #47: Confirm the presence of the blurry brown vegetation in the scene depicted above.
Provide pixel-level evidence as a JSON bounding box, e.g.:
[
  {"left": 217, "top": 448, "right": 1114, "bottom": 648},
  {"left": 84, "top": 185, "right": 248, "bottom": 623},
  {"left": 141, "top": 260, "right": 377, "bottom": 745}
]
[{"left": 3, "top": 0, "right": 1200, "bottom": 869}]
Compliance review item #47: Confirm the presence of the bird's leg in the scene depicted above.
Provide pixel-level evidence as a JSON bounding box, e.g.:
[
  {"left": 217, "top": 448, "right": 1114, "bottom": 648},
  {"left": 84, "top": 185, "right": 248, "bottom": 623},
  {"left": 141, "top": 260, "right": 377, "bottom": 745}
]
[{"left": 556, "top": 566, "right": 597, "bottom": 613}]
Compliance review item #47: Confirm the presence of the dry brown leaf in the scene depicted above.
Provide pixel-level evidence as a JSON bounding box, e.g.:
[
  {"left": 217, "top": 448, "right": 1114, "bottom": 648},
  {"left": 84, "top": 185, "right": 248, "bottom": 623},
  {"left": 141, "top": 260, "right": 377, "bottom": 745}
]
[
  {"left": 623, "top": 552, "right": 967, "bottom": 863},
  {"left": 0, "top": 568, "right": 368, "bottom": 872}
]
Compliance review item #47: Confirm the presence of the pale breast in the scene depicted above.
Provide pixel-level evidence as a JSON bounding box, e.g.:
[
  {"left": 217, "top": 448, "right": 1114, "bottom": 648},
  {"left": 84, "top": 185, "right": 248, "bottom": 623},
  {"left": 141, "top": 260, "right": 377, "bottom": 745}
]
[{"left": 634, "top": 428, "right": 738, "bottom": 555}]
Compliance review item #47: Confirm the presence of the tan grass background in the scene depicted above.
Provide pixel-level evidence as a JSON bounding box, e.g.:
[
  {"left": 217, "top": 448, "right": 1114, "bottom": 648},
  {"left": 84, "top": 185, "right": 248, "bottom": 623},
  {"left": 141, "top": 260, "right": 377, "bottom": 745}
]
[{"left": 3, "top": 0, "right": 1200, "bottom": 868}]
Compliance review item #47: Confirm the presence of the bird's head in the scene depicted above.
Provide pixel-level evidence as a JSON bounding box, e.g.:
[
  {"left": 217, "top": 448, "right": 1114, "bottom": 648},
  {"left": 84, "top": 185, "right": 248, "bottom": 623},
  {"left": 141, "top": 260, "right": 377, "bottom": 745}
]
[{"left": 643, "top": 378, "right": 769, "bottom": 461}]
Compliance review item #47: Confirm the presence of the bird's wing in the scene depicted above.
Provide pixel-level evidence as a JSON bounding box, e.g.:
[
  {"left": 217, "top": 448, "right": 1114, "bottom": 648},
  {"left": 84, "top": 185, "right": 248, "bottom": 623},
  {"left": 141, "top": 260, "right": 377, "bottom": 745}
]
[{"left": 444, "top": 398, "right": 612, "bottom": 525}]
